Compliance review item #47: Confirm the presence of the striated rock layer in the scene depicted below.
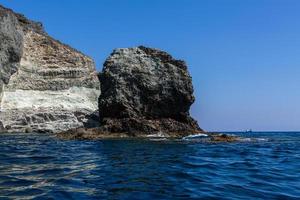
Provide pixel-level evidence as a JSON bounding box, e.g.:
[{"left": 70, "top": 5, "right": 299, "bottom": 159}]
[
  {"left": 0, "top": 5, "right": 100, "bottom": 133},
  {"left": 60, "top": 46, "right": 203, "bottom": 139}
]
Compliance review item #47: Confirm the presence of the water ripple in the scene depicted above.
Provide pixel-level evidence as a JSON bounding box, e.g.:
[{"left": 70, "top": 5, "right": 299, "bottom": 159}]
[{"left": 0, "top": 132, "right": 300, "bottom": 199}]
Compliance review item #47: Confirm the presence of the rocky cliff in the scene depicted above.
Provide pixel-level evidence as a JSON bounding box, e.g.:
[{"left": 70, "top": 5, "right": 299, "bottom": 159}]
[
  {"left": 0, "top": 5, "right": 100, "bottom": 133},
  {"left": 99, "top": 46, "right": 201, "bottom": 135},
  {"left": 60, "top": 46, "right": 202, "bottom": 139},
  {"left": 0, "top": 5, "right": 202, "bottom": 137}
]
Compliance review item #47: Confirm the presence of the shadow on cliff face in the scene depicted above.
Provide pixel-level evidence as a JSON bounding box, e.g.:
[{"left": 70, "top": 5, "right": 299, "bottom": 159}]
[
  {"left": 82, "top": 111, "right": 100, "bottom": 128},
  {"left": 0, "top": 6, "right": 23, "bottom": 102},
  {"left": 0, "top": 4, "right": 45, "bottom": 90}
]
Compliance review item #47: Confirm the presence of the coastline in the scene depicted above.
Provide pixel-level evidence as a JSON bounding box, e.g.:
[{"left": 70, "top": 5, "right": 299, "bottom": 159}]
[{"left": 56, "top": 128, "right": 240, "bottom": 142}]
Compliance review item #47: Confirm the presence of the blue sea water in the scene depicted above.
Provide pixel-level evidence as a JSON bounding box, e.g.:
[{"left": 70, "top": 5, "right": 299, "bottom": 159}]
[{"left": 0, "top": 132, "right": 299, "bottom": 200}]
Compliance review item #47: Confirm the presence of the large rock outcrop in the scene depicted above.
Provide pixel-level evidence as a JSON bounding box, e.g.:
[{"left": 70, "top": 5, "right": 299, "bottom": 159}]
[
  {"left": 99, "top": 46, "right": 201, "bottom": 134},
  {"left": 0, "top": 5, "right": 201, "bottom": 136},
  {"left": 0, "top": 5, "right": 100, "bottom": 133},
  {"left": 60, "top": 46, "right": 202, "bottom": 139}
]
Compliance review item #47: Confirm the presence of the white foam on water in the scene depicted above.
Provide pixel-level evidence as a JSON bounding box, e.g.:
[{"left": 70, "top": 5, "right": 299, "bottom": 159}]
[
  {"left": 239, "top": 137, "right": 269, "bottom": 142},
  {"left": 149, "top": 138, "right": 168, "bottom": 141},
  {"left": 256, "top": 138, "right": 268, "bottom": 141},
  {"left": 146, "top": 132, "right": 168, "bottom": 138},
  {"left": 183, "top": 133, "right": 208, "bottom": 140},
  {"left": 239, "top": 138, "right": 252, "bottom": 142}
]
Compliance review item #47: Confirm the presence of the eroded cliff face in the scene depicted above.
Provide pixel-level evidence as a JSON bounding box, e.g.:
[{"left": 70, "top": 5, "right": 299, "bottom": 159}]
[{"left": 0, "top": 5, "right": 100, "bottom": 133}]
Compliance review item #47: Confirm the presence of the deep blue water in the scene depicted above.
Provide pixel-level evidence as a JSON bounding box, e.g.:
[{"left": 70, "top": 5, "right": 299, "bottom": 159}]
[{"left": 0, "top": 132, "right": 299, "bottom": 200}]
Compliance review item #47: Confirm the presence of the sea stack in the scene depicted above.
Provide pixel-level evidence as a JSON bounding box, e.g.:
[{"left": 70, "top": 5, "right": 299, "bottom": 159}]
[
  {"left": 60, "top": 46, "right": 203, "bottom": 139},
  {"left": 0, "top": 5, "right": 100, "bottom": 133}
]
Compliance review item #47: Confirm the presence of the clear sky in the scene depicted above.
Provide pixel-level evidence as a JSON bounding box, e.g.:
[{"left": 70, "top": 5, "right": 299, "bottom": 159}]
[{"left": 1, "top": 0, "right": 300, "bottom": 131}]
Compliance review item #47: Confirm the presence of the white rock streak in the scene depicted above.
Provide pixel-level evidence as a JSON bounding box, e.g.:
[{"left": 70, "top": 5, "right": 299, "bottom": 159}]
[
  {"left": 0, "top": 29, "right": 100, "bottom": 133},
  {"left": 1, "top": 87, "right": 99, "bottom": 111}
]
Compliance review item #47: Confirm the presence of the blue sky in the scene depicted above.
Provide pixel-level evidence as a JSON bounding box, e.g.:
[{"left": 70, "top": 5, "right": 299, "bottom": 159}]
[{"left": 2, "top": 0, "right": 300, "bottom": 131}]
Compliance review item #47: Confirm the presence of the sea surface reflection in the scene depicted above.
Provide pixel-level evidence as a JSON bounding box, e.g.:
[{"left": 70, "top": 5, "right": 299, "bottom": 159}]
[{"left": 0, "top": 132, "right": 299, "bottom": 199}]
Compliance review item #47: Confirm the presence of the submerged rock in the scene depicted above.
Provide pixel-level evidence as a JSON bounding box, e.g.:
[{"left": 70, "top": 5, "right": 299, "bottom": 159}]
[
  {"left": 0, "top": 5, "right": 100, "bottom": 133},
  {"left": 59, "top": 46, "right": 203, "bottom": 139},
  {"left": 209, "top": 133, "right": 240, "bottom": 142}
]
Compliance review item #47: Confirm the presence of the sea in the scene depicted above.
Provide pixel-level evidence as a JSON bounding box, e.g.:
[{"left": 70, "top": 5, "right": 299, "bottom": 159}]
[{"left": 0, "top": 132, "right": 299, "bottom": 200}]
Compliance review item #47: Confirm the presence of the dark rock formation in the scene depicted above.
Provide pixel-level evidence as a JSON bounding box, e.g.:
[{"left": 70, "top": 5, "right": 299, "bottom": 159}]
[
  {"left": 59, "top": 46, "right": 203, "bottom": 139},
  {"left": 0, "top": 5, "right": 45, "bottom": 90},
  {"left": 209, "top": 133, "right": 240, "bottom": 142},
  {"left": 98, "top": 46, "right": 202, "bottom": 136},
  {"left": 0, "top": 5, "right": 24, "bottom": 98},
  {"left": 0, "top": 4, "right": 202, "bottom": 136}
]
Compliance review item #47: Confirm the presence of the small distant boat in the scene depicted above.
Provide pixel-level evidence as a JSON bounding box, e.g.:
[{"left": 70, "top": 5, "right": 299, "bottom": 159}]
[{"left": 245, "top": 129, "right": 253, "bottom": 133}]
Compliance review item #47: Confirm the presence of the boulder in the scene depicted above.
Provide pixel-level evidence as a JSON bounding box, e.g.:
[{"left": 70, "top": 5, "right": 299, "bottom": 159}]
[
  {"left": 98, "top": 46, "right": 202, "bottom": 136},
  {"left": 59, "top": 46, "right": 202, "bottom": 139}
]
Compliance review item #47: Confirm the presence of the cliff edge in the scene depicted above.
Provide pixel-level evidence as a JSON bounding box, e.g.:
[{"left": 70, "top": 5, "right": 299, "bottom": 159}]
[
  {"left": 0, "top": 5, "right": 100, "bottom": 133},
  {"left": 0, "top": 4, "right": 203, "bottom": 137}
]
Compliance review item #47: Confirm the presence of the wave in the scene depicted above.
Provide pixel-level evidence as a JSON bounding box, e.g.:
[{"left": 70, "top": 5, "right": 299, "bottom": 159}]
[{"left": 182, "top": 133, "right": 209, "bottom": 140}]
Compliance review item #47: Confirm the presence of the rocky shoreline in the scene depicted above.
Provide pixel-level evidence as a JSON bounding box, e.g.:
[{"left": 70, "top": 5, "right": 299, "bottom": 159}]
[
  {"left": 0, "top": 5, "right": 240, "bottom": 141},
  {"left": 57, "top": 46, "right": 204, "bottom": 139},
  {"left": 57, "top": 129, "right": 240, "bottom": 142}
]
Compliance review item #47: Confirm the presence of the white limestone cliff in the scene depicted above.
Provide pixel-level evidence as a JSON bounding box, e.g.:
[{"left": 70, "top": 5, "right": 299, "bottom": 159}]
[{"left": 0, "top": 5, "right": 100, "bottom": 133}]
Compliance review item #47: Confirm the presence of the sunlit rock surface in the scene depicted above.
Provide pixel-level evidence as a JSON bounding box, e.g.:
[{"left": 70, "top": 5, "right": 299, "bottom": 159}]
[{"left": 0, "top": 5, "right": 100, "bottom": 133}]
